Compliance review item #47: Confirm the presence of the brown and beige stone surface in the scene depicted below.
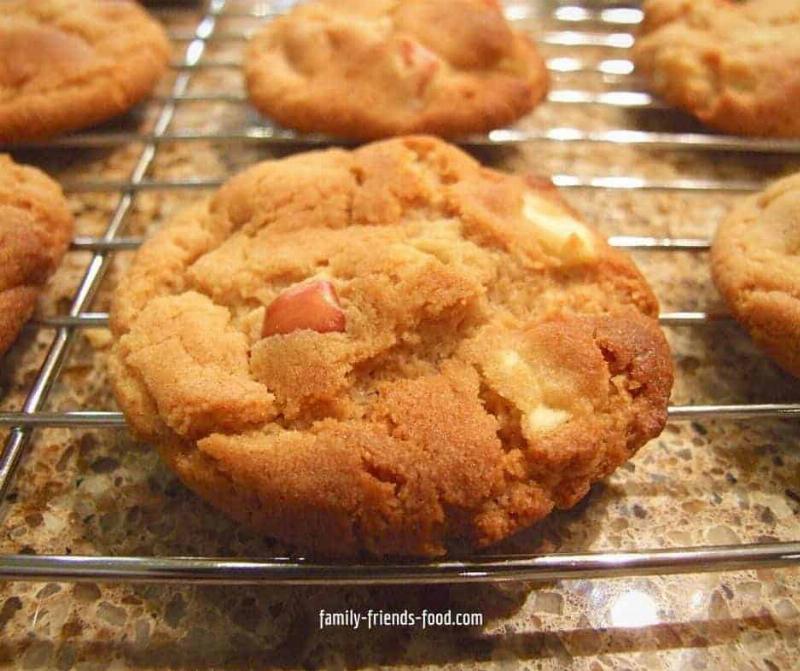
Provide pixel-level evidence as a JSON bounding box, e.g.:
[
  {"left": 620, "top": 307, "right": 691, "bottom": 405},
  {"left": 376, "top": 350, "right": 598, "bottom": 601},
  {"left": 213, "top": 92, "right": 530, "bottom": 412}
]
[{"left": 0, "top": 1, "right": 798, "bottom": 669}]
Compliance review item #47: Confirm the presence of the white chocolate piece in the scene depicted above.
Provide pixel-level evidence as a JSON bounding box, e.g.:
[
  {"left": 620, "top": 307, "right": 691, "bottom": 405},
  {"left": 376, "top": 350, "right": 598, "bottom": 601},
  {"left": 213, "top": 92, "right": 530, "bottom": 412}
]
[
  {"left": 527, "top": 406, "right": 570, "bottom": 432},
  {"left": 522, "top": 193, "right": 596, "bottom": 263},
  {"left": 490, "top": 348, "right": 573, "bottom": 435}
]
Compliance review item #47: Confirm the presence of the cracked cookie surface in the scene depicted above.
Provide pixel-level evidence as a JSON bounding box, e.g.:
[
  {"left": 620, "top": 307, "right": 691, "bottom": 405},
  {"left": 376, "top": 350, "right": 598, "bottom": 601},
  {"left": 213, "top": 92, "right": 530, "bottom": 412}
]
[
  {"left": 633, "top": 0, "right": 800, "bottom": 137},
  {"left": 244, "top": 0, "right": 548, "bottom": 139},
  {"left": 0, "top": 0, "right": 170, "bottom": 141},
  {"left": 0, "top": 154, "right": 74, "bottom": 355},
  {"left": 712, "top": 172, "right": 800, "bottom": 378},
  {"left": 109, "top": 136, "right": 673, "bottom": 557}
]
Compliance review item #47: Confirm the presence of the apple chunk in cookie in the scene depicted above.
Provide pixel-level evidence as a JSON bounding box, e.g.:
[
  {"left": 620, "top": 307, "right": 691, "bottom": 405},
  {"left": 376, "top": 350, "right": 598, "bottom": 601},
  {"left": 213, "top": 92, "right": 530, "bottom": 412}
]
[
  {"left": 397, "top": 37, "right": 442, "bottom": 96},
  {"left": 109, "top": 136, "right": 672, "bottom": 557},
  {"left": 262, "top": 279, "right": 347, "bottom": 337}
]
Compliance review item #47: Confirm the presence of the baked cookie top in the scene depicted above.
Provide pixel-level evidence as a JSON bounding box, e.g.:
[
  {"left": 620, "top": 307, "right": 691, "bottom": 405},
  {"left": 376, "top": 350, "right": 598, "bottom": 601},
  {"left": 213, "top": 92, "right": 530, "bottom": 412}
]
[
  {"left": 0, "top": 0, "right": 170, "bottom": 141},
  {"left": 633, "top": 0, "right": 800, "bottom": 137},
  {"left": 0, "top": 155, "right": 74, "bottom": 355},
  {"left": 109, "top": 136, "right": 673, "bottom": 557},
  {"left": 712, "top": 172, "right": 800, "bottom": 378},
  {"left": 244, "top": 0, "right": 548, "bottom": 139}
]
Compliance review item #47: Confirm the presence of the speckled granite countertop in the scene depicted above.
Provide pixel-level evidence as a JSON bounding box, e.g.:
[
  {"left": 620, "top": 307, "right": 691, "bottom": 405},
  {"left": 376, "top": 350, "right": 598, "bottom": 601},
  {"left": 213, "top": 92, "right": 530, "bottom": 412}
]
[{"left": 1, "top": 1, "right": 799, "bottom": 669}]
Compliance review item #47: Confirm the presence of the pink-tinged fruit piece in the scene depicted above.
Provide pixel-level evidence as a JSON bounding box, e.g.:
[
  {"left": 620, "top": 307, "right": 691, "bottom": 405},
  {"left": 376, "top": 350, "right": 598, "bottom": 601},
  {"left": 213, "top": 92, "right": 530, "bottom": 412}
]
[
  {"left": 399, "top": 38, "right": 441, "bottom": 92},
  {"left": 262, "top": 279, "right": 346, "bottom": 337}
]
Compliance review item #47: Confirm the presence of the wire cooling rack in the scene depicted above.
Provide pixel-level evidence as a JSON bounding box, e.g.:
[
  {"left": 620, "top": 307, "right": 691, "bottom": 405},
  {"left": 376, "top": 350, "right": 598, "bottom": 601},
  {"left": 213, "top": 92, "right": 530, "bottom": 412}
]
[{"left": 0, "top": 0, "right": 798, "bottom": 584}]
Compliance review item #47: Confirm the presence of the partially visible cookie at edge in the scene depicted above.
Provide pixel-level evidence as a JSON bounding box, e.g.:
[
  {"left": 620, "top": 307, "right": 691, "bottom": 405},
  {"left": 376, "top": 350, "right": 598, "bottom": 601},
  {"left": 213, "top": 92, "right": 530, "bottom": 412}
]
[
  {"left": 244, "top": 0, "right": 548, "bottom": 139},
  {"left": 0, "top": 155, "right": 74, "bottom": 355},
  {"left": 711, "top": 172, "right": 800, "bottom": 378},
  {"left": 0, "top": 0, "right": 170, "bottom": 141},
  {"left": 108, "top": 136, "right": 673, "bottom": 557},
  {"left": 632, "top": 0, "right": 800, "bottom": 137}
]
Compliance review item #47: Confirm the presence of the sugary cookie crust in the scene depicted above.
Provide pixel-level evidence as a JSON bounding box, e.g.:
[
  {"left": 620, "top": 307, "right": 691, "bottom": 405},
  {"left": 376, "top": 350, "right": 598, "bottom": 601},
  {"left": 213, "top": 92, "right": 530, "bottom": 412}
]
[
  {"left": 109, "top": 136, "right": 673, "bottom": 557},
  {"left": 633, "top": 0, "right": 800, "bottom": 137},
  {"left": 0, "top": 155, "right": 74, "bottom": 355},
  {"left": 244, "top": 0, "right": 548, "bottom": 139},
  {"left": 0, "top": 0, "right": 170, "bottom": 141},
  {"left": 711, "top": 172, "right": 800, "bottom": 377}
]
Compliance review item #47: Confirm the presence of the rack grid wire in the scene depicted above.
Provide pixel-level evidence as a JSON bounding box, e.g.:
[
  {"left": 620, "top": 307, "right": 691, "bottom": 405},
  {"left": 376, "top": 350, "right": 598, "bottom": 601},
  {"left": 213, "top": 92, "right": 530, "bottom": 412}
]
[{"left": 0, "top": 0, "right": 798, "bottom": 585}]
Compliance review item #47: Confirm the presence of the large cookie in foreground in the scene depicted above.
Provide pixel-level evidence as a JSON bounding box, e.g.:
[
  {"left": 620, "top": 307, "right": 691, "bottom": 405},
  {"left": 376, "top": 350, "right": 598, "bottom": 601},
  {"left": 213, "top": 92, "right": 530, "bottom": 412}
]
[
  {"left": 712, "top": 172, "right": 800, "bottom": 378},
  {"left": 632, "top": 0, "right": 800, "bottom": 137},
  {"left": 0, "top": 0, "right": 170, "bottom": 141},
  {"left": 0, "top": 155, "right": 74, "bottom": 355},
  {"left": 244, "top": 0, "right": 548, "bottom": 139},
  {"left": 109, "top": 136, "right": 673, "bottom": 557}
]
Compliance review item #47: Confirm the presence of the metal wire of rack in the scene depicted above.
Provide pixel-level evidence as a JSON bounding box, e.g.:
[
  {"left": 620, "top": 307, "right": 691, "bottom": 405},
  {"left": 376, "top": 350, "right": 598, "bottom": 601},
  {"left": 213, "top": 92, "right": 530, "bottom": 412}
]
[{"left": 0, "top": 0, "right": 798, "bottom": 585}]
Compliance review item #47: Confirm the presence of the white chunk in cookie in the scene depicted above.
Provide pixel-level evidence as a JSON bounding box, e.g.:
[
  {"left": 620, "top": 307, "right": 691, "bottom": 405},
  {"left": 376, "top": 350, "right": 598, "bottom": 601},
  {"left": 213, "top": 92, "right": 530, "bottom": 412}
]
[
  {"left": 490, "top": 347, "right": 573, "bottom": 435},
  {"left": 528, "top": 406, "right": 570, "bottom": 432},
  {"left": 522, "top": 192, "right": 596, "bottom": 264}
]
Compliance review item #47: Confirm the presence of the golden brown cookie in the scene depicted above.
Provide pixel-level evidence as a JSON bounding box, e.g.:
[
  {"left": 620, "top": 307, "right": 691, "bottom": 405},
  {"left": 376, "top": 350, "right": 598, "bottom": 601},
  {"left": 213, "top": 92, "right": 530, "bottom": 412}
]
[
  {"left": 632, "top": 0, "right": 800, "bottom": 137},
  {"left": 0, "top": 155, "right": 74, "bottom": 355},
  {"left": 109, "top": 136, "right": 673, "bottom": 557},
  {"left": 711, "top": 173, "right": 800, "bottom": 378},
  {"left": 244, "top": 0, "right": 548, "bottom": 139},
  {"left": 0, "top": 0, "right": 170, "bottom": 141}
]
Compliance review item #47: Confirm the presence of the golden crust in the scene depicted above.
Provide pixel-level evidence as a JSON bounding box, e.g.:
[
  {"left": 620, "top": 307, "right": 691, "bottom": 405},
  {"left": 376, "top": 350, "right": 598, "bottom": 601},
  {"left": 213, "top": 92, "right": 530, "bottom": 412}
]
[
  {"left": 0, "top": 0, "right": 170, "bottom": 141},
  {"left": 633, "top": 0, "right": 800, "bottom": 137},
  {"left": 243, "top": 0, "right": 548, "bottom": 139},
  {"left": 0, "top": 154, "right": 74, "bottom": 355},
  {"left": 711, "top": 172, "right": 800, "bottom": 378},
  {"left": 109, "top": 136, "right": 673, "bottom": 557}
]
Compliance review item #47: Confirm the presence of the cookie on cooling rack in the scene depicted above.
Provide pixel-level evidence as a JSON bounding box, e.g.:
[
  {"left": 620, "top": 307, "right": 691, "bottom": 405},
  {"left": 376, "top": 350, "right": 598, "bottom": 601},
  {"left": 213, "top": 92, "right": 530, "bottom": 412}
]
[
  {"left": 632, "top": 0, "right": 800, "bottom": 137},
  {"left": 0, "top": 155, "right": 74, "bottom": 356},
  {"left": 0, "top": 0, "right": 170, "bottom": 141},
  {"left": 108, "top": 136, "right": 673, "bottom": 557},
  {"left": 712, "top": 173, "right": 800, "bottom": 378},
  {"left": 243, "top": 0, "right": 548, "bottom": 139}
]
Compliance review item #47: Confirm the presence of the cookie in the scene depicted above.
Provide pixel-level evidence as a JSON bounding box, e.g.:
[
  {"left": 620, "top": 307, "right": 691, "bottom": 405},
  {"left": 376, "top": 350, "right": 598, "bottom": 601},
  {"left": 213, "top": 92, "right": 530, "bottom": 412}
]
[
  {"left": 0, "top": 0, "right": 170, "bottom": 141},
  {"left": 711, "top": 173, "right": 800, "bottom": 378},
  {"left": 632, "top": 0, "right": 800, "bottom": 137},
  {"left": 109, "top": 136, "right": 673, "bottom": 557},
  {"left": 244, "top": 0, "right": 548, "bottom": 139},
  {"left": 0, "top": 155, "right": 74, "bottom": 355}
]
